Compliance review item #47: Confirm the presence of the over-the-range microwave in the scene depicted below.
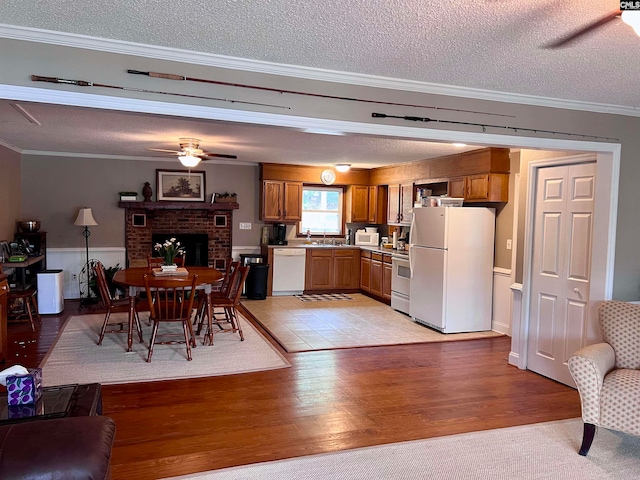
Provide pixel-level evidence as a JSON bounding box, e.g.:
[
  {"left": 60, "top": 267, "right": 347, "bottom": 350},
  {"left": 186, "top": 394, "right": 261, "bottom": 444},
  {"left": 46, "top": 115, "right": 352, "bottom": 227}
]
[{"left": 355, "top": 231, "right": 379, "bottom": 246}]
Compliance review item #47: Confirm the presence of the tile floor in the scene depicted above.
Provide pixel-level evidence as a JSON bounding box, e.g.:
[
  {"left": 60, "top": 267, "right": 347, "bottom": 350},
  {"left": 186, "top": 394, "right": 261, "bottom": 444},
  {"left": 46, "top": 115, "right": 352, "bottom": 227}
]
[{"left": 242, "top": 294, "right": 504, "bottom": 352}]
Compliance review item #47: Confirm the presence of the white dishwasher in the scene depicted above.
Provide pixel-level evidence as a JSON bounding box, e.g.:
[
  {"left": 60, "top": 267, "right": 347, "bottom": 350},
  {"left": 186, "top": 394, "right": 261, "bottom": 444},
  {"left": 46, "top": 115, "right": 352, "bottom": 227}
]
[{"left": 272, "top": 248, "right": 306, "bottom": 296}]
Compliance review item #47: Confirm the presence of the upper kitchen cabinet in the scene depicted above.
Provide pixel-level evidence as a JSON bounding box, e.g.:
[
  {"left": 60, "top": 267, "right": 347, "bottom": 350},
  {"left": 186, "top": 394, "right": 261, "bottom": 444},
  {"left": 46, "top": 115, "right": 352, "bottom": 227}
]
[
  {"left": 447, "top": 173, "right": 509, "bottom": 202},
  {"left": 367, "top": 185, "right": 387, "bottom": 224},
  {"left": 388, "top": 183, "right": 414, "bottom": 225},
  {"left": 260, "top": 180, "right": 302, "bottom": 223},
  {"left": 346, "top": 185, "right": 369, "bottom": 223}
]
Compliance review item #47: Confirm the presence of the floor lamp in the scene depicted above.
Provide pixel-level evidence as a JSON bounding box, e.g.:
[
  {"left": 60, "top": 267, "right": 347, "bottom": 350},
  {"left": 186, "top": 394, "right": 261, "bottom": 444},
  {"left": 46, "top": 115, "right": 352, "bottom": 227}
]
[{"left": 74, "top": 207, "right": 98, "bottom": 307}]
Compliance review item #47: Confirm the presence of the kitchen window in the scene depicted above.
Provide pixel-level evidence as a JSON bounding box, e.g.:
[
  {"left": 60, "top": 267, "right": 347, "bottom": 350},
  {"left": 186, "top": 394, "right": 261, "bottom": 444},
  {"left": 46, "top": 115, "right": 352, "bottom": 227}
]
[{"left": 300, "top": 186, "right": 343, "bottom": 235}]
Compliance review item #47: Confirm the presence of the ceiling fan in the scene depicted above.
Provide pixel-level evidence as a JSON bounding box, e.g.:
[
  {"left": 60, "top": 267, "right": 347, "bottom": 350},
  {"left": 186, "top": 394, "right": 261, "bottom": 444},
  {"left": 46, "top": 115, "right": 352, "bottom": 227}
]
[
  {"left": 148, "top": 138, "right": 237, "bottom": 167},
  {"left": 545, "top": 9, "right": 640, "bottom": 48}
]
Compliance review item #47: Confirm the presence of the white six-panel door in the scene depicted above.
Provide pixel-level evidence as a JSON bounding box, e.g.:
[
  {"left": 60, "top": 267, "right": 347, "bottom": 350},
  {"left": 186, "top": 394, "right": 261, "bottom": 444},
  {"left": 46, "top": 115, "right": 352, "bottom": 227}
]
[{"left": 527, "top": 162, "right": 596, "bottom": 386}]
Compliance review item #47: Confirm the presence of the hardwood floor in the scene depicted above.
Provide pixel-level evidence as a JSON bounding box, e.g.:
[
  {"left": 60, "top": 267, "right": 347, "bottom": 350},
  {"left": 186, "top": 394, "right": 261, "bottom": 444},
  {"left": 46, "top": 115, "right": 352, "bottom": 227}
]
[{"left": 7, "top": 301, "right": 581, "bottom": 480}]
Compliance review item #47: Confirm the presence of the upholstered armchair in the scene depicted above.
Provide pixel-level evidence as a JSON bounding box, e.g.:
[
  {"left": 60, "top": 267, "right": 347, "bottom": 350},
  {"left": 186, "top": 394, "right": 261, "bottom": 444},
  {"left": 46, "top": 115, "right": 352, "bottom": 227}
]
[{"left": 568, "top": 300, "right": 640, "bottom": 456}]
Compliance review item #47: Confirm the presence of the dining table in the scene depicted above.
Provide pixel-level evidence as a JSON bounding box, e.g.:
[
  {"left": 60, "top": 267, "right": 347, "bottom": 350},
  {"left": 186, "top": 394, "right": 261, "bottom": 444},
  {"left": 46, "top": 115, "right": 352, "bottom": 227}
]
[{"left": 113, "top": 266, "right": 223, "bottom": 351}]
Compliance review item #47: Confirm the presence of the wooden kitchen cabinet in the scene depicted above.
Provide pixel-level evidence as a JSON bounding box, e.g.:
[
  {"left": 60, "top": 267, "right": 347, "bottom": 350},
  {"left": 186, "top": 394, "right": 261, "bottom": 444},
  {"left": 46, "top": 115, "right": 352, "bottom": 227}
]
[
  {"left": 346, "top": 185, "right": 369, "bottom": 223},
  {"left": 333, "top": 250, "right": 360, "bottom": 289},
  {"left": 387, "top": 183, "right": 414, "bottom": 225},
  {"left": 382, "top": 256, "right": 392, "bottom": 301},
  {"left": 370, "top": 253, "right": 383, "bottom": 297},
  {"left": 448, "top": 173, "right": 509, "bottom": 202},
  {"left": 306, "top": 248, "right": 360, "bottom": 292},
  {"left": 367, "top": 185, "right": 387, "bottom": 224},
  {"left": 260, "top": 180, "right": 302, "bottom": 223},
  {"left": 0, "top": 276, "right": 8, "bottom": 364},
  {"left": 360, "top": 250, "right": 371, "bottom": 293}
]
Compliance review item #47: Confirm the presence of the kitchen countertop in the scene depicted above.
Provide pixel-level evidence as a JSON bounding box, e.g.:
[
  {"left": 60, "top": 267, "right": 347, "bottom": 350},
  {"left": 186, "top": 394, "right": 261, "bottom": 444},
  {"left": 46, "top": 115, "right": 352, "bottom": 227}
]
[{"left": 263, "top": 243, "right": 408, "bottom": 258}]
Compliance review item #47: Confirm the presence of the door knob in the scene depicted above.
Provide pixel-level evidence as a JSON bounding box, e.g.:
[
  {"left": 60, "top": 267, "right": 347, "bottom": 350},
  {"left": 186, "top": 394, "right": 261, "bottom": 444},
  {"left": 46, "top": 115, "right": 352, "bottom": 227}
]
[{"left": 573, "top": 287, "right": 582, "bottom": 298}]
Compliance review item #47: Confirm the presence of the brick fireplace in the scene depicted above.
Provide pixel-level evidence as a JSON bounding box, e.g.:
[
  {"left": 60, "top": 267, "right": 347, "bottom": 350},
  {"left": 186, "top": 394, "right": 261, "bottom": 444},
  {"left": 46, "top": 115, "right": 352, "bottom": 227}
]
[{"left": 119, "top": 201, "right": 238, "bottom": 269}]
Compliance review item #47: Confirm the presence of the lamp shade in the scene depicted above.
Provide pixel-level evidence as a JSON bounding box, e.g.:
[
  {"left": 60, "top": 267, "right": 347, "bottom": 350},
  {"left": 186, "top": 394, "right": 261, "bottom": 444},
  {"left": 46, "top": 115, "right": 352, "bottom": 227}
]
[{"left": 74, "top": 208, "right": 98, "bottom": 226}]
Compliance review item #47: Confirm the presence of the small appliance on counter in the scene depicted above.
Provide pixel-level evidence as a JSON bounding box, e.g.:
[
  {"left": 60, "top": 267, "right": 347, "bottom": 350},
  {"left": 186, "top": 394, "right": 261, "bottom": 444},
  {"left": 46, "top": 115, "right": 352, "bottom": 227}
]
[
  {"left": 355, "top": 229, "right": 379, "bottom": 246},
  {"left": 270, "top": 223, "right": 288, "bottom": 245}
]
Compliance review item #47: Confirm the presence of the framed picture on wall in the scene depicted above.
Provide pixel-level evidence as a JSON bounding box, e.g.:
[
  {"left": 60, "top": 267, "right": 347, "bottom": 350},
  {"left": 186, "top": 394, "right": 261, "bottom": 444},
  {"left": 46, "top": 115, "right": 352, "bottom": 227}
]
[{"left": 156, "top": 169, "right": 206, "bottom": 202}]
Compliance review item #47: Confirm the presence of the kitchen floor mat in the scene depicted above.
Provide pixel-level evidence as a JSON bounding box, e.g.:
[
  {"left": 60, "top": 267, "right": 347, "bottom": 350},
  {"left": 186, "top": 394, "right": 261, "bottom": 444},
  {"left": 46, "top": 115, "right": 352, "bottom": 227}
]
[{"left": 294, "top": 293, "right": 353, "bottom": 302}]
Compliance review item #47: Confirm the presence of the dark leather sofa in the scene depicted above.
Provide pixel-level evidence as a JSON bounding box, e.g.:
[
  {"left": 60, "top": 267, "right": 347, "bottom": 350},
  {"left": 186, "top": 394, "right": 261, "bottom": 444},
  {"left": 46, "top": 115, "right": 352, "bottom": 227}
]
[{"left": 0, "top": 415, "right": 116, "bottom": 479}]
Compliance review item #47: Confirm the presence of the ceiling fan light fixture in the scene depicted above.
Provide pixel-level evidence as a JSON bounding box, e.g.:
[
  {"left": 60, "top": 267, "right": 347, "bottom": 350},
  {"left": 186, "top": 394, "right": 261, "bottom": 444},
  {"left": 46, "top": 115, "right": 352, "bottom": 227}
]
[
  {"left": 335, "top": 164, "right": 351, "bottom": 172},
  {"left": 178, "top": 155, "right": 201, "bottom": 167},
  {"left": 622, "top": 11, "right": 640, "bottom": 36}
]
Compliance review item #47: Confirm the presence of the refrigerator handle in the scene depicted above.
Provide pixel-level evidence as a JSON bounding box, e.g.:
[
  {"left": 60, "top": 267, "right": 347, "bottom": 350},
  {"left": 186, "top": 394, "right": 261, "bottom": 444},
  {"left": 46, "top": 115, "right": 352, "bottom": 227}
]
[
  {"left": 408, "top": 245, "right": 414, "bottom": 278},
  {"left": 409, "top": 214, "right": 416, "bottom": 246}
]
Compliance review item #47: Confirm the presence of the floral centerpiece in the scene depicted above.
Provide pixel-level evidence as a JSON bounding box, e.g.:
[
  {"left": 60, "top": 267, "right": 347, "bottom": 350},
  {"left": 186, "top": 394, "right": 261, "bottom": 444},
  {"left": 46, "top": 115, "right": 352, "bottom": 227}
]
[{"left": 154, "top": 238, "right": 185, "bottom": 267}]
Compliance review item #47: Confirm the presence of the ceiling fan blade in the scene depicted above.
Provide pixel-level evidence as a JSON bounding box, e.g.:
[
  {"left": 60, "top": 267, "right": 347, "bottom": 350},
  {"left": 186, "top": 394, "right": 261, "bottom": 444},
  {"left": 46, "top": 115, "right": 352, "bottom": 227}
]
[
  {"left": 202, "top": 153, "right": 238, "bottom": 159},
  {"left": 544, "top": 10, "right": 621, "bottom": 48},
  {"left": 147, "top": 148, "right": 181, "bottom": 154}
]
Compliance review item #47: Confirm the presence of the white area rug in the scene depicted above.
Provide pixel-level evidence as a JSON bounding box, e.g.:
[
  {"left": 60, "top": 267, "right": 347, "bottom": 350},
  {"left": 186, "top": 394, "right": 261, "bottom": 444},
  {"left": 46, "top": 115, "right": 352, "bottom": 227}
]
[
  {"left": 40, "top": 313, "right": 290, "bottom": 386},
  {"left": 164, "top": 419, "right": 640, "bottom": 479}
]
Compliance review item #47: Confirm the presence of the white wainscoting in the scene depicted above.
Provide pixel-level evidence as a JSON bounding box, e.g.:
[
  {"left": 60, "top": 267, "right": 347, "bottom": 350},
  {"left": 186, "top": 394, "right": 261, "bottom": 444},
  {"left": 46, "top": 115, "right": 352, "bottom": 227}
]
[
  {"left": 492, "top": 267, "right": 512, "bottom": 335},
  {"left": 48, "top": 246, "right": 260, "bottom": 299},
  {"left": 508, "top": 283, "right": 523, "bottom": 367},
  {"left": 46, "top": 247, "right": 126, "bottom": 300}
]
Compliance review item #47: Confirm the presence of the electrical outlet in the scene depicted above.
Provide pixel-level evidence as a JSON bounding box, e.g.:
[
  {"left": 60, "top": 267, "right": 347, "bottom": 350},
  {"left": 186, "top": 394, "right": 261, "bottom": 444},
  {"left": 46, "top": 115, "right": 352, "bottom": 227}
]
[
  {"left": 239, "top": 222, "right": 252, "bottom": 230},
  {"left": 72, "top": 273, "right": 77, "bottom": 281},
  {"left": 506, "top": 239, "right": 512, "bottom": 250}
]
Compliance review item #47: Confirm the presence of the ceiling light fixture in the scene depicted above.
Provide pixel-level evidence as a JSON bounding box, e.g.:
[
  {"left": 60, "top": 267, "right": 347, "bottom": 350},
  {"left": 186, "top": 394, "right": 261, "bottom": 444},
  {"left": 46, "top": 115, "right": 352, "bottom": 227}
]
[
  {"left": 622, "top": 11, "right": 640, "bottom": 36},
  {"left": 452, "top": 143, "right": 467, "bottom": 147},
  {"left": 179, "top": 155, "right": 201, "bottom": 167},
  {"left": 335, "top": 164, "right": 351, "bottom": 172}
]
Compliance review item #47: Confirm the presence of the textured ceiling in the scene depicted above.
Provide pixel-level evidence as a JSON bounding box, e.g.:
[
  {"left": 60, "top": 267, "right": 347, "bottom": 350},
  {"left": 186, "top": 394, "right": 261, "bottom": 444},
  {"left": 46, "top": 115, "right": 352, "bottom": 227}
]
[
  {"left": 0, "top": 100, "right": 479, "bottom": 167},
  {"left": 1, "top": 0, "right": 637, "bottom": 107},
  {"left": 0, "top": 1, "right": 632, "bottom": 166}
]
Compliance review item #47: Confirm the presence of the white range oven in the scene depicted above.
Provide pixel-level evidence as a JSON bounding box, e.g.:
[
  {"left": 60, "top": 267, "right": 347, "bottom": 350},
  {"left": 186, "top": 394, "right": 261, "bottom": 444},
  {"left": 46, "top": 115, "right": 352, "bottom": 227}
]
[{"left": 391, "top": 255, "right": 411, "bottom": 315}]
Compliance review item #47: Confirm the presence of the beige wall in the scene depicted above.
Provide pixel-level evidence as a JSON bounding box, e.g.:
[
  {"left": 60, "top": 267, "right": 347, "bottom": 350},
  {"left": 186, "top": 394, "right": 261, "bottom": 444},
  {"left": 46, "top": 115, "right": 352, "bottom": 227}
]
[
  {"left": 492, "top": 152, "right": 520, "bottom": 270},
  {"left": 0, "top": 144, "right": 21, "bottom": 241},
  {"left": 20, "top": 156, "right": 262, "bottom": 249}
]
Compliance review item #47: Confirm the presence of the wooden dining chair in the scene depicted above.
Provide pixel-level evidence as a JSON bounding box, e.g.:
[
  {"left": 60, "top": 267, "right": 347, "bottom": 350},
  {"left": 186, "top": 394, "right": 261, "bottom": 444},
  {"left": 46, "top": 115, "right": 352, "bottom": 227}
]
[
  {"left": 94, "top": 261, "right": 144, "bottom": 347},
  {"left": 143, "top": 273, "right": 198, "bottom": 362},
  {"left": 203, "top": 265, "right": 249, "bottom": 344},
  {"left": 194, "top": 261, "right": 239, "bottom": 335},
  {"left": 0, "top": 264, "right": 40, "bottom": 332}
]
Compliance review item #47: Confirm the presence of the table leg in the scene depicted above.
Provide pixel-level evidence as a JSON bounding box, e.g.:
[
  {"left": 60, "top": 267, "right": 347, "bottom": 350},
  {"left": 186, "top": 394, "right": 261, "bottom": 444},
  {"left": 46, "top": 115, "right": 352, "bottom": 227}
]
[
  {"left": 127, "top": 295, "right": 135, "bottom": 352},
  {"left": 206, "top": 290, "right": 214, "bottom": 346}
]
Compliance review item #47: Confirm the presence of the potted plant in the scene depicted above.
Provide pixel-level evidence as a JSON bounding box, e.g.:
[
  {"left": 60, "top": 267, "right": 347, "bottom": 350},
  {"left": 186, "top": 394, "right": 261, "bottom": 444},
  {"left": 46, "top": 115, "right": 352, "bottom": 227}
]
[
  {"left": 154, "top": 238, "right": 185, "bottom": 270},
  {"left": 214, "top": 192, "right": 238, "bottom": 204}
]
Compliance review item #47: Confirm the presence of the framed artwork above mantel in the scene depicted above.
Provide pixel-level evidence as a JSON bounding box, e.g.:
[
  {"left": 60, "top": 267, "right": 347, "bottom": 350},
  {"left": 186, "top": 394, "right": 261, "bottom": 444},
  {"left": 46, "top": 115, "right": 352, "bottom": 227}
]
[{"left": 156, "top": 169, "right": 206, "bottom": 202}]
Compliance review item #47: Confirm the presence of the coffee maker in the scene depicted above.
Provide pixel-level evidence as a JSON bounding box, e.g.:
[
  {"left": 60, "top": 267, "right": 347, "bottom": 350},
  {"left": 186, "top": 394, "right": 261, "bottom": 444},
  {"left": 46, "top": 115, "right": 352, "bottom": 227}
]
[{"left": 271, "top": 223, "right": 287, "bottom": 245}]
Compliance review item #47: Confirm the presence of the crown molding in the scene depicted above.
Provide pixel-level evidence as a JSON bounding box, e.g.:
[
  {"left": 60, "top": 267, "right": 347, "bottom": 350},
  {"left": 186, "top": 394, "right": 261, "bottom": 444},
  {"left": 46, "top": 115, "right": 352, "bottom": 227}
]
[
  {"left": 0, "top": 137, "right": 23, "bottom": 153},
  {"left": 2, "top": 24, "right": 640, "bottom": 118},
  {"left": 19, "top": 149, "right": 259, "bottom": 166}
]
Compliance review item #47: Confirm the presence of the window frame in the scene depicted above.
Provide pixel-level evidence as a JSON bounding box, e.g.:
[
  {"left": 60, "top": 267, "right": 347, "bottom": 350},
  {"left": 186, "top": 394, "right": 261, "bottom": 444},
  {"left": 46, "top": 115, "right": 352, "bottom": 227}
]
[{"left": 298, "top": 185, "right": 345, "bottom": 237}]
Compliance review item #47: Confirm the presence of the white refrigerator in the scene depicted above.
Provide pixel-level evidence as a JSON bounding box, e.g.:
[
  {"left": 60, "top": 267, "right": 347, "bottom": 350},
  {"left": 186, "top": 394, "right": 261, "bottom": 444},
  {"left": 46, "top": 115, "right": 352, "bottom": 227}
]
[{"left": 409, "top": 207, "right": 495, "bottom": 333}]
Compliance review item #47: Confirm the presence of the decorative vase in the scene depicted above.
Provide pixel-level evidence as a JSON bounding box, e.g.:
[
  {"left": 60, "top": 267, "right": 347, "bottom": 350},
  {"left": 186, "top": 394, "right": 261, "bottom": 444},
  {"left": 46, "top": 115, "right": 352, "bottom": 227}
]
[
  {"left": 160, "top": 264, "right": 178, "bottom": 272},
  {"left": 142, "top": 182, "right": 153, "bottom": 202}
]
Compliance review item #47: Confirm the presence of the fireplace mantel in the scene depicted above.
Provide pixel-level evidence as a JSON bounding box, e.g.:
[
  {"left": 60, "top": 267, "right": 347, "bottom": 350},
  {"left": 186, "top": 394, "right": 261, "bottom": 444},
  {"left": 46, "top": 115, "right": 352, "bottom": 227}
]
[{"left": 118, "top": 201, "right": 238, "bottom": 211}]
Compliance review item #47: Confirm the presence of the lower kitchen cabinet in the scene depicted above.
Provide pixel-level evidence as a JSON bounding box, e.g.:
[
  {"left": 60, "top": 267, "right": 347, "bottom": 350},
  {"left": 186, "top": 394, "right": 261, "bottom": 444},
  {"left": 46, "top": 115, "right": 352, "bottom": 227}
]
[
  {"left": 306, "top": 248, "right": 360, "bottom": 292},
  {"left": 360, "top": 250, "right": 392, "bottom": 304},
  {"left": 382, "top": 259, "right": 392, "bottom": 301}
]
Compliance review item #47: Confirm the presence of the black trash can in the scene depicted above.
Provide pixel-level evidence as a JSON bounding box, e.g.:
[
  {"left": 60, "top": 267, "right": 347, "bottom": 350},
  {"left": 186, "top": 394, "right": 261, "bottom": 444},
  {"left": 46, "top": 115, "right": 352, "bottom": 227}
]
[{"left": 244, "top": 264, "right": 269, "bottom": 300}]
